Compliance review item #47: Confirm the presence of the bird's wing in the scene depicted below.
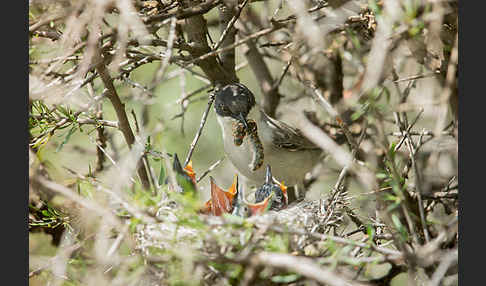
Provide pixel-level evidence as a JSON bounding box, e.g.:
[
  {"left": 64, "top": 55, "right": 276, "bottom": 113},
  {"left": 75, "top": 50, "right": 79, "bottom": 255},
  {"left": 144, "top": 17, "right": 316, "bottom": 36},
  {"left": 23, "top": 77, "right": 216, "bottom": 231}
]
[{"left": 260, "top": 111, "right": 320, "bottom": 152}]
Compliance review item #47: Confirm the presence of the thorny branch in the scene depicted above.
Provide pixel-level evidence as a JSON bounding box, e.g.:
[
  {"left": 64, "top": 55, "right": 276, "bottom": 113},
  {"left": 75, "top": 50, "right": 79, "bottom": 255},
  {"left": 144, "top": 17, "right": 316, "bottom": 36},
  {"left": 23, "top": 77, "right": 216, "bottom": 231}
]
[{"left": 29, "top": 0, "right": 458, "bottom": 285}]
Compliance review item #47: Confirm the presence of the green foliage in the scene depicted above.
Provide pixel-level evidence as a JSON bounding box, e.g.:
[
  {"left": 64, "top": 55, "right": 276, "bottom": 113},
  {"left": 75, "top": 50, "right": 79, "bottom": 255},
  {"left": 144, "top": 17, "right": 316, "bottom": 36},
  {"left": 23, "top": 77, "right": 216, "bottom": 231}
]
[
  {"left": 158, "top": 161, "right": 166, "bottom": 186},
  {"left": 28, "top": 0, "right": 458, "bottom": 284},
  {"left": 264, "top": 232, "right": 289, "bottom": 253},
  {"left": 29, "top": 203, "right": 70, "bottom": 230},
  {"left": 391, "top": 214, "right": 409, "bottom": 242},
  {"left": 56, "top": 125, "right": 77, "bottom": 152},
  {"left": 366, "top": 224, "right": 376, "bottom": 243},
  {"left": 368, "top": 0, "right": 383, "bottom": 16},
  {"left": 352, "top": 87, "right": 390, "bottom": 121},
  {"left": 132, "top": 185, "right": 162, "bottom": 208},
  {"left": 271, "top": 273, "right": 301, "bottom": 283},
  {"left": 208, "top": 262, "right": 244, "bottom": 284}
]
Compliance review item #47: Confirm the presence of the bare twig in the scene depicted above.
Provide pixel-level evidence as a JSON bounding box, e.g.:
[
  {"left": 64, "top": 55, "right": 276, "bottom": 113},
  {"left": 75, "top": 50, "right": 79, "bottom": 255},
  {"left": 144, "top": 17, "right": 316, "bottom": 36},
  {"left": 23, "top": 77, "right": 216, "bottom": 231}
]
[
  {"left": 404, "top": 128, "right": 430, "bottom": 243},
  {"left": 196, "top": 157, "right": 225, "bottom": 183},
  {"left": 96, "top": 185, "right": 157, "bottom": 224},
  {"left": 333, "top": 119, "right": 368, "bottom": 191},
  {"left": 143, "top": 0, "right": 222, "bottom": 24},
  {"left": 176, "top": 84, "right": 212, "bottom": 104},
  {"left": 394, "top": 108, "right": 424, "bottom": 152},
  {"left": 214, "top": 0, "right": 249, "bottom": 51},
  {"left": 180, "top": 0, "right": 234, "bottom": 85},
  {"left": 177, "top": 71, "right": 188, "bottom": 135},
  {"left": 296, "top": 113, "right": 377, "bottom": 193},
  {"left": 428, "top": 249, "right": 458, "bottom": 286},
  {"left": 252, "top": 252, "right": 370, "bottom": 286},
  {"left": 29, "top": 14, "right": 66, "bottom": 33},
  {"left": 393, "top": 72, "right": 440, "bottom": 83},
  {"left": 88, "top": 135, "right": 136, "bottom": 184},
  {"left": 153, "top": 16, "right": 178, "bottom": 84},
  {"left": 87, "top": 82, "right": 107, "bottom": 173},
  {"left": 434, "top": 31, "right": 458, "bottom": 135},
  {"left": 106, "top": 221, "right": 130, "bottom": 258},
  {"left": 240, "top": 17, "right": 282, "bottom": 117},
  {"left": 272, "top": 60, "right": 291, "bottom": 91},
  {"left": 183, "top": 93, "right": 215, "bottom": 167},
  {"left": 215, "top": 0, "right": 248, "bottom": 82},
  {"left": 185, "top": 25, "right": 282, "bottom": 68},
  {"left": 32, "top": 175, "right": 121, "bottom": 227}
]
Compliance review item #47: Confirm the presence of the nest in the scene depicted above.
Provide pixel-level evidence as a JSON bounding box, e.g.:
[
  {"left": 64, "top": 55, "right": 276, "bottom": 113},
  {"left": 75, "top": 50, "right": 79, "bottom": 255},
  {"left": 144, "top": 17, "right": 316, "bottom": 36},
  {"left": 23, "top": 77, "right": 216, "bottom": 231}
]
[{"left": 135, "top": 189, "right": 350, "bottom": 263}]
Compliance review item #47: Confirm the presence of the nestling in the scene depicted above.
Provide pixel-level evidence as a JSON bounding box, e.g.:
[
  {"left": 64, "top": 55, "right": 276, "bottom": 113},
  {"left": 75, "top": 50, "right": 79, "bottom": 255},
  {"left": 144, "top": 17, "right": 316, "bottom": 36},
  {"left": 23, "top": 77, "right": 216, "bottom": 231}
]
[
  {"left": 255, "top": 165, "right": 288, "bottom": 211},
  {"left": 231, "top": 175, "right": 273, "bottom": 217}
]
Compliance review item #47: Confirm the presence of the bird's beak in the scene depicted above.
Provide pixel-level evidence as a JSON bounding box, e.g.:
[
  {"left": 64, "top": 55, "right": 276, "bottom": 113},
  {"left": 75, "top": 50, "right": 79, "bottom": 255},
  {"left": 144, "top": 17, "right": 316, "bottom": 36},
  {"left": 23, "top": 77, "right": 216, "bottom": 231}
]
[
  {"left": 236, "top": 113, "right": 249, "bottom": 130},
  {"left": 172, "top": 153, "right": 184, "bottom": 174},
  {"left": 265, "top": 165, "right": 272, "bottom": 184},
  {"left": 248, "top": 192, "right": 273, "bottom": 216},
  {"left": 228, "top": 174, "right": 238, "bottom": 196}
]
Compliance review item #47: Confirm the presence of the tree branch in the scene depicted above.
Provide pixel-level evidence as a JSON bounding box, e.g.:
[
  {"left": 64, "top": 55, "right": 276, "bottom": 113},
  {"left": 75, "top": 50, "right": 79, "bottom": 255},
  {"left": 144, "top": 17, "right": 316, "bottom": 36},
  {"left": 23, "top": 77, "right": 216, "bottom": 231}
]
[
  {"left": 180, "top": 0, "right": 234, "bottom": 85},
  {"left": 240, "top": 16, "right": 281, "bottom": 117},
  {"left": 216, "top": 0, "right": 249, "bottom": 82},
  {"left": 94, "top": 52, "right": 151, "bottom": 190}
]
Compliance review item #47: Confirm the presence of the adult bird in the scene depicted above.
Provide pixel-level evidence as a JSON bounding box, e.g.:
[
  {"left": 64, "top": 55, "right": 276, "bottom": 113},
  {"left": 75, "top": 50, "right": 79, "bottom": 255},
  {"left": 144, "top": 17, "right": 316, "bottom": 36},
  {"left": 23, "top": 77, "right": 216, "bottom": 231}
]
[{"left": 213, "top": 83, "right": 322, "bottom": 201}]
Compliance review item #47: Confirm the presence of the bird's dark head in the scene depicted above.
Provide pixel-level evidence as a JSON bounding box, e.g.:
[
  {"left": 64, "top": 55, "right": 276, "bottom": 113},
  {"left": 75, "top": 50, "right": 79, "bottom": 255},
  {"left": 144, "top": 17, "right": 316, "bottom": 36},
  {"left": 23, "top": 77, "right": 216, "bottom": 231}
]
[
  {"left": 231, "top": 177, "right": 251, "bottom": 217},
  {"left": 214, "top": 83, "right": 256, "bottom": 127},
  {"left": 255, "top": 165, "right": 288, "bottom": 211}
]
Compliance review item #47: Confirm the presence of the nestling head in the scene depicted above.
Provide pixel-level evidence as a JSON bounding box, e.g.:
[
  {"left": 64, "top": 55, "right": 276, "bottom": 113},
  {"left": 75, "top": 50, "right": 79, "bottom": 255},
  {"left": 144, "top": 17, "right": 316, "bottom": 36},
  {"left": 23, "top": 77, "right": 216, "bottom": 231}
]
[{"left": 231, "top": 181, "right": 251, "bottom": 217}]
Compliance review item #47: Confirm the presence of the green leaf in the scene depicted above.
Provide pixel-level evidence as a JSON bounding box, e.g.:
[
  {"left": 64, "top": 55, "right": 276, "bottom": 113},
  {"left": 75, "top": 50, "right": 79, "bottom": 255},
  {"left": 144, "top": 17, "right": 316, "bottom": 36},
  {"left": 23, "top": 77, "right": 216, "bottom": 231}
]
[
  {"left": 56, "top": 105, "right": 71, "bottom": 117},
  {"left": 264, "top": 233, "right": 289, "bottom": 253},
  {"left": 158, "top": 163, "right": 165, "bottom": 186},
  {"left": 383, "top": 86, "right": 391, "bottom": 102},
  {"left": 56, "top": 125, "right": 77, "bottom": 152},
  {"left": 368, "top": 0, "right": 382, "bottom": 16},
  {"left": 376, "top": 173, "right": 388, "bottom": 179},
  {"left": 129, "top": 218, "right": 142, "bottom": 233},
  {"left": 351, "top": 109, "right": 364, "bottom": 121},
  {"left": 31, "top": 133, "right": 51, "bottom": 149},
  {"left": 41, "top": 209, "right": 51, "bottom": 217},
  {"left": 271, "top": 274, "right": 300, "bottom": 283},
  {"left": 366, "top": 224, "right": 375, "bottom": 243},
  {"left": 391, "top": 214, "right": 408, "bottom": 241}
]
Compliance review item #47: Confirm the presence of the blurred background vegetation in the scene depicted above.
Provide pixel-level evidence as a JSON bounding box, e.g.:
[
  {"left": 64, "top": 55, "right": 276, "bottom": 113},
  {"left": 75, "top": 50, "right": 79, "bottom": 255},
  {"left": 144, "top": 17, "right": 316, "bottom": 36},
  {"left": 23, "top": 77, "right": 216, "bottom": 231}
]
[{"left": 29, "top": 0, "right": 458, "bottom": 285}]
